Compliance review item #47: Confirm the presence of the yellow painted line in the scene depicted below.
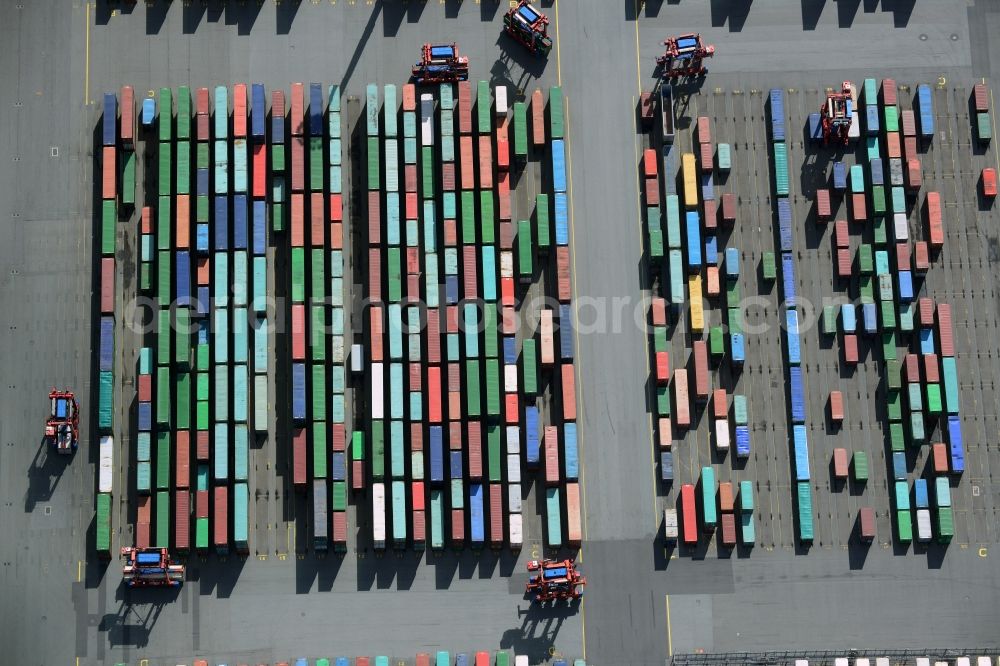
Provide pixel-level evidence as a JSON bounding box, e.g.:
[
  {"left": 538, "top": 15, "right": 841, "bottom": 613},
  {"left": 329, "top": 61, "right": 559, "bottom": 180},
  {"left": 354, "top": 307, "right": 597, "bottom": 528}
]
[
  {"left": 634, "top": 0, "right": 642, "bottom": 96},
  {"left": 553, "top": 0, "right": 562, "bottom": 86},
  {"left": 580, "top": 597, "right": 587, "bottom": 659},
  {"left": 84, "top": 2, "right": 91, "bottom": 105},
  {"left": 665, "top": 594, "right": 673, "bottom": 656},
  {"left": 77, "top": 560, "right": 82, "bottom": 582}
]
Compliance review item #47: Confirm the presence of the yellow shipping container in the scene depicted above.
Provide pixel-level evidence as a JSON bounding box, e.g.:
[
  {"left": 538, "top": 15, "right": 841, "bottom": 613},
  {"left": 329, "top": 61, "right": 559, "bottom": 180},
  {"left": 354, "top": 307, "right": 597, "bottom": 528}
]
[
  {"left": 688, "top": 274, "right": 704, "bottom": 332},
  {"left": 682, "top": 152, "right": 698, "bottom": 208}
]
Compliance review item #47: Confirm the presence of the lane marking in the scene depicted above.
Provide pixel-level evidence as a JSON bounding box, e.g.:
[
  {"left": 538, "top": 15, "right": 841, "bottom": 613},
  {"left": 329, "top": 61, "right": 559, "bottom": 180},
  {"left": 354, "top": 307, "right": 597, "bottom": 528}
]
[
  {"left": 990, "top": 86, "right": 999, "bottom": 174},
  {"left": 580, "top": 597, "right": 587, "bottom": 659},
  {"left": 84, "top": 2, "right": 91, "bottom": 105},
  {"left": 665, "top": 594, "right": 673, "bottom": 656},
  {"left": 553, "top": 0, "right": 562, "bottom": 86},
  {"left": 634, "top": 0, "right": 641, "bottom": 96},
  {"left": 77, "top": 560, "right": 82, "bottom": 582}
]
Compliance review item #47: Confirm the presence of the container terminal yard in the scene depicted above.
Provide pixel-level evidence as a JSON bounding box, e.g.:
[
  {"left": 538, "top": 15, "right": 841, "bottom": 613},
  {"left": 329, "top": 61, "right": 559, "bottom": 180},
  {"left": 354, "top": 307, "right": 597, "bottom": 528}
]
[{"left": 3, "top": 0, "right": 1000, "bottom": 664}]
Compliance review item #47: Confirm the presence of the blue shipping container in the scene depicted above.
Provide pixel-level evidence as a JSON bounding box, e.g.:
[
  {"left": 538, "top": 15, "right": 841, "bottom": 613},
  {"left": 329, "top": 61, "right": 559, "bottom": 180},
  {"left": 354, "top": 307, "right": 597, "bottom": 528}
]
[
  {"left": 445, "top": 275, "right": 459, "bottom": 304},
  {"left": 564, "top": 423, "right": 579, "bottom": 480},
  {"left": 503, "top": 337, "right": 517, "bottom": 365},
  {"left": 786, "top": 309, "right": 801, "bottom": 365},
  {"left": 833, "top": 162, "right": 847, "bottom": 190},
  {"left": 251, "top": 84, "right": 266, "bottom": 140},
  {"left": 292, "top": 362, "right": 306, "bottom": 422},
  {"left": 914, "top": 479, "right": 929, "bottom": 509},
  {"left": 660, "top": 450, "right": 673, "bottom": 482},
  {"left": 196, "top": 223, "right": 210, "bottom": 254},
  {"left": 917, "top": 84, "right": 934, "bottom": 137},
  {"left": 725, "top": 247, "right": 739, "bottom": 279},
  {"left": 233, "top": 195, "right": 248, "bottom": 250},
  {"left": 701, "top": 173, "right": 714, "bottom": 202},
  {"left": 730, "top": 333, "right": 745, "bottom": 365},
  {"left": 871, "top": 158, "right": 884, "bottom": 186},
  {"left": 559, "top": 304, "right": 574, "bottom": 360},
  {"left": 686, "top": 211, "right": 702, "bottom": 270},
  {"left": 469, "top": 483, "right": 485, "bottom": 544},
  {"left": 735, "top": 425, "right": 750, "bottom": 457},
  {"left": 920, "top": 328, "right": 935, "bottom": 355},
  {"left": 552, "top": 139, "right": 567, "bottom": 193},
  {"left": 769, "top": 89, "right": 785, "bottom": 141},
  {"left": 808, "top": 112, "right": 822, "bottom": 142},
  {"left": 789, "top": 366, "right": 805, "bottom": 423},
  {"left": 525, "top": 406, "right": 540, "bottom": 465},
  {"left": 842, "top": 304, "right": 857, "bottom": 333},
  {"left": 777, "top": 198, "right": 793, "bottom": 252},
  {"left": 138, "top": 402, "right": 152, "bottom": 431},
  {"left": 450, "top": 450, "right": 463, "bottom": 479},
  {"left": 253, "top": 201, "right": 267, "bottom": 255},
  {"left": 103, "top": 93, "right": 117, "bottom": 146},
  {"left": 195, "top": 286, "right": 210, "bottom": 317},
  {"left": 892, "top": 451, "right": 906, "bottom": 480},
  {"left": 865, "top": 105, "right": 880, "bottom": 135},
  {"left": 331, "top": 452, "right": 346, "bottom": 481},
  {"left": 214, "top": 196, "right": 229, "bottom": 250},
  {"left": 429, "top": 425, "right": 444, "bottom": 483},
  {"left": 793, "top": 424, "right": 810, "bottom": 481},
  {"left": 309, "top": 83, "right": 323, "bottom": 136},
  {"left": 704, "top": 234, "right": 718, "bottom": 266},
  {"left": 554, "top": 193, "right": 569, "bottom": 246},
  {"left": 142, "top": 97, "right": 155, "bottom": 127},
  {"left": 197, "top": 168, "right": 210, "bottom": 196},
  {"left": 863, "top": 302, "right": 877, "bottom": 335},
  {"left": 781, "top": 253, "right": 797, "bottom": 307},
  {"left": 898, "top": 271, "right": 914, "bottom": 302},
  {"left": 99, "top": 317, "right": 115, "bottom": 372},
  {"left": 176, "top": 250, "right": 191, "bottom": 305},
  {"left": 948, "top": 415, "right": 964, "bottom": 473}
]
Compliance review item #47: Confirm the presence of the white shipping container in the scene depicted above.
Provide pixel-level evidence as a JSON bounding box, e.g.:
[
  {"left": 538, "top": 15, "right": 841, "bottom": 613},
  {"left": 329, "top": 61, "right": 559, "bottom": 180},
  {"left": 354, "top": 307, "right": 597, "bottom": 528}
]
[
  {"left": 976, "top": 658, "right": 992, "bottom": 666},
  {"left": 508, "top": 513, "right": 523, "bottom": 546},
  {"left": 372, "top": 482, "right": 386, "bottom": 547},
  {"left": 956, "top": 658, "right": 971, "bottom": 666},
  {"left": 98, "top": 436, "right": 114, "bottom": 493},
  {"left": 495, "top": 85, "right": 508, "bottom": 116},
  {"left": 253, "top": 375, "right": 268, "bottom": 432},
  {"left": 507, "top": 454, "right": 521, "bottom": 484},
  {"left": 351, "top": 343, "right": 364, "bottom": 374},
  {"left": 500, "top": 250, "right": 514, "bottom": 278},
  {"left": 855, "top": 659, "right": 870, "bottom": 666},
  {"left": 714, "top": 418, "right": 730, "bottom": 451},
  {"left": 663, "top": 508, "right": 678, "bottom": 540},
  {"left": 916, "top": 508, "right": 932, "bottom": 541},
  {"left": 795, "top": 661, "right": 809, "bottom": 666},
  {"left": 889, "top": 157, "right": 904, "bottom": 186},
  {"left": 371, "top": 362, "right": 385, "bottom": 419},
  {"left": 540, "top": 308, "right": 555, "bottom": 365},
  {"left": 893, "top": 212, "right": 909, "bottom": 242},
  {"left": 411, "top": 451, "right": 424, "bottom": 479},
  {"left": 508, "top": 483, "right": 522, "bottom": 513},
  {"left": 506, "top": 426, "right": 520, "bottom": 453},
  {"left": 331, "top": 334, "right": 345, "bottom": 363},
  {"left": 420, "top": 94, "right": 434, "bottom": 146},
  {"left": 835, "top": 659, "right": 849, "bottom": 666},
  {"left": 915, "top": 660, "right": 930, "bottom": 666},
  {"left": 504, "top": 364, "right": 519, "bottom": 393},
  {"left": 848, "top": 111, "right": 860, "bottom": 139},
  {"left": 875, "top": 660, "right": 890, "bottom": 666},
  {"left": 516, "top": 657, "right": 529, "bottom": 666}
]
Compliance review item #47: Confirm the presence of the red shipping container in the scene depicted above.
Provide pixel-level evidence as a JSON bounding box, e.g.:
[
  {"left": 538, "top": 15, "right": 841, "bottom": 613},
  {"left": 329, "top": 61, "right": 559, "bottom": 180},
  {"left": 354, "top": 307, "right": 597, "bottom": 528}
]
[
  {"left": 501, "top": 276, "right": 515, "bottom": 307},
  {"left": 859, "top": 507, "right": 876, "bottom": 541},
  {"left": 851, "top": 192, "right": 867, "bottom": 222},
  {"left": 639, "top": 92, "right": 655, "bottom": 125},
  {"left": 924, "top": 354, "right": 940, "bottom": 383},
  {"left": 451, "top": 509, "right": 465, "bottom": 544},
  {"left": 416, "top": 654, "right": 431, "bottom": 666},
  {"left": 449, "top": 420, "right": 462, "bottom": 449},
  {"left": 369, "top": 307, "right": 384, "bottom": 362},
  {"left": 651, "top": 297, "right": 667, "bottom": 327},
  {"left": 136, "top": 495, "right": 151, "bottom": 549},
  {"left": 332, "top": 423, "right": 346, "bottom": 452},
  {"left": 213, "top": 486, "right": 228, "bottom": 547},
  {"left": 137, "top": 374, "right": 152, "bottom": 402},
  {"left": 896, "top": 243, "right": 911, "bottom": 273},
  {"left": 644, "top": 148, "right": 658, "bottom": 178},
  {"left": 333, "top": 511, "right": 348, "bottom": 542},
  {"left": 290, "top": 193, "right": 305, "bottom": 246},
  {"left": 556, "top": 247, "right": 571, "bottom": 302},
  {"left": 904, "top": 354, "right": 920, "bottom": 383},
  {"left": 721, "top": 192, "right": 736, "bottom": 223},
  {"left": 175, "top": 430, "right": 190, "bottom": 489},
  {"left": 681, "top": 484, "right": 697, "bottom": 544},
  {"left": 901, "top": 109, "right": 916, "bottom": 137},
  {"left": 974, "top": 83, "right": 989, "bottom": 112},
  {"left": 532, "top": 88, "right": 545, "bottom": 146},
  {"left": 233, "top": 84, "right": 247, "bottom": 138},
  {"left": 463, "top": 245, "right": 479, "bottom": 301},
  {"left": 904, "top": 136, "right": 918, "bottom": 161},
  {"left": 501, "top": 306, "right": 517, "bottom": 335},
  {"left": 196, "top": 430, "right": 209, "bottom": 460},
  {"left": 836, "top": 248, "right": 852, "bottom": 278},
  {"left": 310, "top": 192, "right": 325, "bottom": 245},
  {"left": 499, "top": 220, "right": 514, "bottom": 250},
  {"left": 428, "top": 368, "right": 442, "bottom": 423},
  {"left": 402, "top": 84, "right": 416, "bottom": 112},
  {"left": 195, "top": 489, "right": 209, "bottom": 518},
  {"left": 291, "top": 304, "right": 306, "bottom": 360},
  {"left": 544, "top": 426, "right": 560, "bottom": 485},
  {"left": 906, "top": 158, "right": 922, "bottom": 191},
  {"left": 657, "top": 417, "right": 672, "bottom": 449},
  {"left": 440, "top": 162, "right": 455, "bottom": 192},
  {"left": 498, "top": 172, "right": 512, "bottom": 221},
  {"left": 478, "top": 136, "right": 493, "bottom": 189},
  {"left": 719, "top": 482, "right": 734, "bottom": 512},
  {"left": 443, "top": 219, "right": 458, "bottom": 246},
  {"left": 833, "top": 448, "right": 848, "bottom": 478},
  {"left": 932, "top": 442, "right": 948, "bottom": 474},
  {"left": 674, "top": 368, "right": 690, "bottom": 428},
  {"left": 404, "top": 163, "right": 419, "bottom": 194},
  {"left": 843, "top": 333, "right": 859, "bottom": 364},
  {"left": 926, "top": 191, "right": 943, "bottom": 247},
  {"left": 102, "top": 146, "right": 116, "bottom": 200},
  {"left": 561, "top": 363, "right": 577, "bottom": 421},
  {"left": 886, "top": 132, "right": 901, "bottom": 159},
  {"left": 918, "top": 297, "right": 934, "bottom": 327},
  {"left": 720, "top": 513, "right": 736, "bottom": 546},
  {"left": 412, "top": 509, "right": 426, "bottom": 544},
  {"left": 176, "top": 197, "right": 191, "bottom": 248},
  {"left": 705, "top": 266, "right": 720, "bottom": 296},
  {"left": 272, "top": 89, "right": 286, "bottom": 129},
  {"left": 120, "top": 85, "right": 134, "bottom": 144},
  {"left": 566, "top": 482, "right": 582, "bottom": 545},
  {"left": 196, "top": 114, "right": 209, "bottom": 142},
  {"left": 290, "top": 82, "right": 304, "bottom": 136},
  {"left": 834, "top": 219, "right": 849, "bottom": 248},
  {"left": 427, "top": 311, "right": 441, "bottom": 363},
  {"left": 829, "top": 390, "right": 844, "bottom": 421},
  {"left": 405, "top": 192, "right": 418, "bottom": 221},
  {"left": 497, "top": 138, "right": 510, "bottom": 171},
  {"left": 460, "top": 136, "right": 475, "bottom": 189},
  {"left": 330, "top": 222, "right": 343, "bottom": 251},
  {"left": 702, "top": 199, "right": 716, "bottom": 230},
  {"left": 292, "top": 427, "right": 307, "bottom": 487},
  {"left": 406, "top": 247, "right": 421, "bottom": 276},
  {"left": 505, "top": 394, "right": 519, "bottom": 424},
  {"left": 468, "top": 422, "right": 483, "bottom": 479},
  {"left": 196, "top": 87, "right": 210, "bottom": 116},
  {"left": 713, "top": 388, "right": 727, "bottom": 419},
  {"left": 100, "top": 258, "right": 115, "bottom": 313},
  {"left": 368, "top": 248, "right": 382, "bottom": 302},
  {"left": 411, "top": 480, "right": 426, "bottom": 511},
  {"left": 881, "top": 78, "right": 897, "bottom": 107},
  {"left": 489, "top": 483, "right": 504, "bottom": 545},
  {"left": 458, "top": 81, "right": 472, "bottom": 135},
  {"left": 197, "top": 257, "right": 210, "bottom": 285},
  {"left": 367, "top": 191, "right": 381, "bottom": 245},
  {"left": 175, "top": 490, "right": 190, "bottom": 551},
  {"left": 252, "top": 144, "right": 266, "bottom": 198},
  {"left": 699, "top": 142, "right": 713, "bottom": 173},
  {"left": 291, "top": 136, "right": 305, "bottom": 190},
  {"left": 984, "top": 168, "right": 997, "bottom": 198},
  {"left": 816, "top": 188, "right": 831, "bottom": 219},
  {"left": 446, "top": 305, "right": 460, "bottom": 333},
  {"left": 645, "top": 177, "right": 660, "bottom": 207},
  {"left": 697, "top": 116, "right": 711, "bottom": 144},
  {"left": 408, "top": 362, "right": 423, "bottom": 392},
  {"left": 693, "top": 340, "right": 709, "bottom": 400},
  {"left": 351, "top": 460, "right": 364, "bottom": 490},
  {"left": 141, "top": 206, "right": 152, "bottom": 234}
]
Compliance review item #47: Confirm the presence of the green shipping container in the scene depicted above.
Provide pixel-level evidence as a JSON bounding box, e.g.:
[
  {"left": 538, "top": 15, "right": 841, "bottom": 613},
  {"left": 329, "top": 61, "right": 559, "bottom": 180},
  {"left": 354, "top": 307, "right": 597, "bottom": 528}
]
[
  {"left": 175, "top": 372, "right": 191, "bottom": 429},
  {"left": 156, "top": 490, "right": 170, "bottom": 548},
  {"left": 873, "top": 215, "right": 888, "bottom": 246},
  {"left": 859, "top": 275, "right": 875, "bottom": 304},
  {"left": 549, "top": 86, "right": 565, "bottom": 140},
  {"left": 883, "top": 105, "right": 898, "bottom": 133},
  {"left": 367, "top": 137, "right": 380, "bottom": 189},
  {"left": 483, "top": 305, "right": 499, "bottom": 358},
  {"left": 196, "top": 516, "right": 209, "bottom": 550},
  {"left": 311, "top": 248, "right": 326, "bottom": 302},
  {"left": 822, "top": 305, "right": 837, "bottom": 335},
  {"left": 197, "top": 142, "right": 210, "bottom": 169},
  {"left": 485, "top": 359, "right": 501, "bottom": 417},
  {"left": 522, "top": 339, "right": 538, "bottom": 395},
  {"left": 175, "top": 308, "right": 191, "bottom": 368},
  {"left": 926, "top": 383, "right": 942, "bottom": 414},
  {"left": 461, "top": 191, "right": 476, "bottom": 244},
  {"left": 653, "top": 327, "right": 668, "bottom": 353},
  {"left": 882, "top": 332, "right": 897, "bottom": 361},
  {"left": 310, "top": 306, "right": 326, "bottom": 361},
  {"left": 176, "top": 141, "right": 190, "bottom": 195},
  {"left": 422, "top": 146, "right": 434, "bottom": 194},
  {"left": 310, "top": 137, "right": 324, "bottom": 191},
  {"left": 122, "top": 150, "right": 136, "bottom": 205},
  {"left": 291, "top": 248, "right": 305, "bottom": 303},
  {"left": 313, "top": 421, "right": 328, "bottom": 478},
  {"left": 352, "top": 430, "right": 365, "bottom": 460},
  {"left": 656, "top": 385, "right": 670, "bottom": 417},
  {"left": 158, "top": 88, "right": 173, "bottom": 141},
  {"left": 546, "top": 487, "right": 562, "bottom": 547},
  {"left": 886, "top": 359, "right": 902, "bottom": 390},
  {"left": 518, "top": 219, "right": 533, "bottom": 280},
  {"left": 101, "top": 200, "right": 116, "bottom": 256},
  {"left": 332, "top": 481, "right": 347, "bottom": 511},
  {"left": 95, "top": 492, "right": 112, "bottom": 554},
  {"left": 886, "top": 390, "right": 902, "bottom": 421},
  {"left": 872, "top": 185, "right": 885, "bottom": 214},
  {"left": 479, "top": 191, "right": 495, "bottom": 244},
  {"left": 312, "top": 364, "right": 327, "bottom": 421},
  {"left": 159, "top": 142, "right": 172, "bottom": 196},
  {"left": 728, "top": 308, "right": 743, "bottom": 335},
  {"left": 476, "top": 80, "right": 492, "bottom": 135},
  {"left": 897, "top": 509, "right": 912, "bottom": 542},
  {"left": 726, "top": 281, "right": 740, "bottom": 309},
  {"left": 156, "top": 366, "right": 171, "bottom": 426},
  {"left": 858, "top": 244, "right": 874, "bottom": 275},
  {"left": 513, "top": 102, "right": 528, "bottom": 158},
  {"left": 536, "top": 194, "right": 551, "bottom": 250},
  {"left": 889, "top": 422, "right": 905, "bottom": 452},
  {"left": 272, "top": 144, "right": 286, "bottom": 173},
  {"left": 977, "top": 112, "right": 992, "bottom": 143},
  {"left": 936, "top": 506, "right": 954, "bottom": 542},
  {"left": 387, "top": 247, "right": 402, "bottom": 302},
  {"left": 466, "top": 359, "right": 482, "bottom": 417},
  {"left": 487, "top": 423, "right": 502, "bottom": 481},
  {"left": 157, "top": 250, "right": 171, "bottom": 307},
  {"left": 176, "top": 86, "right": 191, "bottom": 138},
  {"left": 156, "top": 308, "right": 171, "bottom": 365},
  {"left": 797, "top": 482, "right": 814, "bottom": 542},
  {"left": 709, "top": 326, "right": 724, "bottom": 357},
  {"left": 156, "top": 431, "right": 171, "bottom": 489},
  {"left": 853, "top": 451, "right": 869, "bottom": 481},
  {"left": 371, "top": 420, "right": 385, "bottom": 480},
  {"left": 648, "top": 226, "right": 664, "bottom": 261},
  {"left": 762, "top": 252, "right": 776, "bottom": 281},
  {"left": 773, "top": 142, "right": 789, "bottom": 196}
]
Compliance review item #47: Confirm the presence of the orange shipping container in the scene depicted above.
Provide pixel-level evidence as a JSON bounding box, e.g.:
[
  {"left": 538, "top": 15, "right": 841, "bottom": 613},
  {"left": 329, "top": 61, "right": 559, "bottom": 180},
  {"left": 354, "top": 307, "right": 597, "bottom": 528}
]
[
  {"left": 498, "top": 172, "right": 512, "bottom": 221},
  {"left": 369, "top": 307, "right": 384, "bottom": 361},
  {"left": 655, "top": 351, "right": 670, "bottom": 384},
  {"left": 330, "top": 222, "right": 343, "bottom": 251},
  {"left": 713, "top": 389, "right": 727, "bottom": 419},
  {"left": 501, "top": 276, "right": 515, "bottom": 307},
  {"left": 651, "top": 297, "right": 667, "bottom": 327},
  {"left": 703, "top": 199, "right": 717, "bottom": 230},
  {"left": 233, "top": 83, "right": 247, "bottom": 138},
  {"left": 197, "top": 257, "right": 210, "bottom": 286},
  {"left": 556, "top": 247, "right": 571, "bottom": 302},
  {"left": 540, "top": 308, "right": 555, "bottom": 365},
  {"left": 544, "top": 426, "right": 559, "bottom": 485},
  {"left": 697, "top": 116, "right": 711, "bottom": 144},
  {"left": 644, "top": 148, "right": 658, "bottom": 178},
  {"left": 460, "top": 136, "right": 475, "bottom": 189},
  {"left": 102, "top": 146, "right": 116, "bottom": 200},
  {"left": 290, "top": 193, "right": 305, "bottom": 246},
  {"left": 657, "top": 417, "right": 672, "bottom": 449},
  {"left": 886, "top": 132, "right": 901, "bottom": 159},
  {"left": 489, "top": 483, "right": 504, "bottom": 545},
  {"left": 932, "top": 442, "right": 948, "bottom": 473},
  {"left": 719, "top": 482, "right": 734, "bottom": 513},
  {"left": 120, "top": 85, "right": 135, "bottom": 144},
  {"left": 478, "top": 136, "right": 493, "bottom": 189},
  {"left": 290, "top": 82, "right": 305, "bottom": 136},
  {"left": 693, "top": 340, "right": 709, "bottom": 400},
  {"left": 851, "top": 192, "right": 867, "bottom": 222},
  {"left": 175, "top": 430, "right": 191, "bottom": 489},
  {"left": 914, "top": 240, "right": 930, "bottom": 272},
  {"left": 833, "top": 448, "right": 848, "bottom": 478},
  {"left": 531, "top": 89, "right": 546, "bottom": 145},
  {"left": 497, "top": 138, "right": 510, "bottom": 171},
  {"left": 836, "top": 248, "right": 852, "bottom": 278},
  {"left": 458, "top": 81, "right": 473, "bottom": 135},
  {"left": 141, "top": 206, "right": 152, "bottom": 234},
  {"left": 443, "top": 219, "right": 458, "bottom": 246},
  {"left": 705, "top": 266, "right": 720, "bottom": 296},
  {"left": 100, "top": 258, "right": 115, "bottom": 313},
  {"left": 829, "top": 390, "right": 844, "bottom": 421},
  {"left": 135, "top": 495, "right": 151, "bottom": 549},
  {"left": 505, "top": 394, "right": 519, "bottom": 425},
  {"left": 566, "top": 482, "right": 582, "bottom": 545},
  {"left": 402, "top": 84, "right": 416, "bottom": 112},
  {"left": 196, "top": 430, "right": 209, "bottom": 460},
  {"left": 291, "top": 136, "right": 305, "bottom": 191},
  {"left": 427, "top": 368, "right": 443, "bottom": 422},
  {"left": 174, "top": 490, "right": 190, "bottom": 551},
  {"left": 468, "top": 422, "right": 483, "bottom": 479},
  {"left": 561, "top": 363, "right": 577, "bottom": 421},
  {"left": 903, "top": 136, "right": 918, "bottom": 162},
  {"left": 699, "top": 142, "right": 713, "bottom": 173},
  {"left": 502, "top": 306, "right": 517, "bottom": 335},
  {"left": 368, "top": 248, "right": 382, "bottom": 302},
  {"left": 175, "top": 195, "right": 190, "bottom": 248},
  {"left": 645, "top": 177, "right": 660, "bottom": 207},
  {"left": 291, "top": 304, "right": 306, "bottom": 360},
  {"left": 926, "top": 191, "right": 943, "bottom": 247}
]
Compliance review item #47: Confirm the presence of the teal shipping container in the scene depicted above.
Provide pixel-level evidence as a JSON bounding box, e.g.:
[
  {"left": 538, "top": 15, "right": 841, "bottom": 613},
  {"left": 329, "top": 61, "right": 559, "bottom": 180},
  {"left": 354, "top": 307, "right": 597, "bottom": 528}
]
[
  {"left": 214, "top": 86, "right": 228, "bottom": 138},
  {"left": 392, "top": 480, "right": 406, "bottom": 545},
  {"left": 388, "top": 303, "right": 403, "bottom": 360},
  {"left": 214, "top": 422, "right": 229, "bottom": 480},
  {"left": 214, "top": 364, "right": 229, "bottom": 421},
  {"left": 234, "top": 424, "right": 249, "bottom": 481},
  {"left": 253, "top": 316, "right": 268, "bottom": 373},
  {"left": 482, "top": 246, "right": 497, "bottom": 301},
  {"left": 234, "top": 482, "right": 249, "bottom": 549},
  {"left": 701, "top": 466, "right": 717, "bottom": 528},
  {"left": 463, "top": 303, "right": 481, "bottom": 357},
  {"left": 233, "top": 250, "right": 248, "bottom": 307},
  {"left": 430, "top": 489, "right": 444, "bottom": 549},
  {"left": 252, "top": 256, "right": 267, "bottom": 313},
  {"left": 214, "top": 139, "right": 229, "bottom": 194},
  {"left": 942, "top": 357, "right": 960, "bottom": 414},
  {"left": 390, "top": 363, "right": 404, "bottom": 420},
  {"left": 213, "top": 308, "right": 229, "bottom": 364},
  {"left": 546, "top": 487, "right": 562, "bottom": 547},
  {"left": 214, "top": 251, "right": 229, "bottom": 306},
  {"left": 234, "top": 139, "right": 248, "bottom": 193},
  {"left": 451, "top": 478, "right": 465, "bottom": 509},
  {"left": 233, "top": 364, "right": 248, "bottom": 423},
  {"left": 797, "top": 482, "right": 814, "bottom": 541},
  {"left": 233, "top": 306, "right": 249, "bottom": 364}
]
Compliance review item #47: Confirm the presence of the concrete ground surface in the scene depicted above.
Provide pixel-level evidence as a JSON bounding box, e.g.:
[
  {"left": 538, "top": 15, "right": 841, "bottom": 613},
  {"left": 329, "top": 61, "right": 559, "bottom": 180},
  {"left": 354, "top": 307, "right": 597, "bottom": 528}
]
[{"left": 2, "top": 0, "right": 1000, "bottom": 665}]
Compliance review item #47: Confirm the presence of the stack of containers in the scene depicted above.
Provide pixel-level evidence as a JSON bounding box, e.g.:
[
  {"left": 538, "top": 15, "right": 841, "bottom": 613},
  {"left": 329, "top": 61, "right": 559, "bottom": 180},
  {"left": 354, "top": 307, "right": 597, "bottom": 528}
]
[
  {"left": 974, "top": 83, "right": 991, "bottom": 143},
  {"left": 423, "top": 83, "right": 446, "bottom": 551},
  {"left": 650, "top": 296, "right": 671, "bottom": 476},
  {"left": 938, "top": 304, "right": 963, "bottom": 477},
  {"left": 769, "top": 88, "right": 812, "bottom": 544},
  {"left": 365, "top": 83, "right": 388, "bottom": 551},
  {"left": 212, "top": 85, "right": 230, "bottom": 554},
  {"left": 120, "top": 86, "right": 136, "bottom": 209},
  {"left": 97, "top": 90, "right": 118, "bottom": 558},
  {"left": 724, "top": 247, "right": 745, "bottom": 369},
  {"left": 289, "top": 82, "right": 308, "bottom": 497},
  {"left": 305, "top": 83, "right": 330, "bottom": 553},
  {"left": 271, "top": 89, "right": 287, "bottom": 232},
  {"left": 718, "top": 481, "right": 736, "bottom": 546},
  {"left": 738, "top": 479, "right": 754, "bottom": 545},
  {"left": 193, "top": 87, "right": 212, "bottom": 551},
  {"left": 250, "top": 84, "right": 269, "bottom": 445},
  {"left": 644, "top": 146, "right": 664, "bottom": 263},
  {"left": 328, "top": 85, "right": 348, "bottom": 552},
  {"left": 696, "top": 116, "right": 717, "bottom": 301}
]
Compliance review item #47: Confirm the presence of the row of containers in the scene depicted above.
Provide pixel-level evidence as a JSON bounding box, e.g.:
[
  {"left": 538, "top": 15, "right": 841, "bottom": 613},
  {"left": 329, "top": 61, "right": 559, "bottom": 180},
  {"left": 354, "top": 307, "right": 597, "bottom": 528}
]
[
  {"left": 643, "top": 93, "right": 756, "bottom": 544},
  {"left": 670, "top": 471, "right": 755, "bottom": 546},
  {"left": 362, "top": 80, "right": 581, "bottom": 552},
  {"left": 189, "top": 653, "right": 581, "bottom": 666},
  {"left": 768, "top": 88, "right": 815, "bottom": 543},
  {"left": 809, "top": 77, "right": 965, "bottom": 544}
]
